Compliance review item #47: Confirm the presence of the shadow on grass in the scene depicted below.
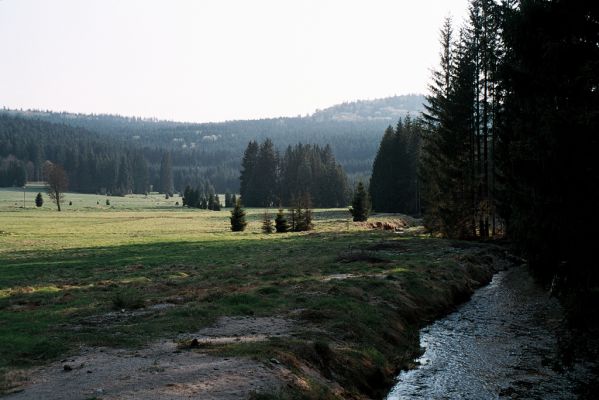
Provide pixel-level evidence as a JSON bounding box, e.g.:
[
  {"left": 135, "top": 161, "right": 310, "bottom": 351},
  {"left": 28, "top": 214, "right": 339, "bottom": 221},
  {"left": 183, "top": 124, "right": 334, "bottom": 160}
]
[{"left": 0, "top": 231, "right": 441, "bottom": 371}]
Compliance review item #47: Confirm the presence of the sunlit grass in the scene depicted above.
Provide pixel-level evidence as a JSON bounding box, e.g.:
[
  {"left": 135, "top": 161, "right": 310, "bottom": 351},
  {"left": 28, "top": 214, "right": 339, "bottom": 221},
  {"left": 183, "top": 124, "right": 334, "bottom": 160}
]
[{"left": 0, "top": 187, "right": 497, "bottom": 397}]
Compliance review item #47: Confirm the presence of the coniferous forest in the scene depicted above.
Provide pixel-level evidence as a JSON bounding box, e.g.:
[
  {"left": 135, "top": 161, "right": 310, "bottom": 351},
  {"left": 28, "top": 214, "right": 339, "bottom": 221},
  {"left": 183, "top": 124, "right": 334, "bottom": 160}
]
[
  {"left": 0, "top": 95, "right": 424, "bottom": 195},
  {"left": 418, "top": 0, "right": 598, "bottom": 286},
  {"left": 239, "top": 139, "right": 348, "bottom": 207}
]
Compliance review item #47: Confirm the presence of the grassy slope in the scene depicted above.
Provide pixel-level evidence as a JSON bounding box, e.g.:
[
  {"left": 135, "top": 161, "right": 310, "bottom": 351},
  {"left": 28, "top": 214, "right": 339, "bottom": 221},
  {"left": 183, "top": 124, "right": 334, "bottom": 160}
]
[{"left": 0, "top": 188, "right": 504, "bottom": 398}]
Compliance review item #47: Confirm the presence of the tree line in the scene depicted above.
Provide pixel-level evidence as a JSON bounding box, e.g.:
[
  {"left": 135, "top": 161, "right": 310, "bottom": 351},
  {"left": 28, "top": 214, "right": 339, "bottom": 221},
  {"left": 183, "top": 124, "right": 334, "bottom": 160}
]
[
  {"left": 1, "top": 94, "right": 425, "bottom": 193},
  {"left": 366, "top": 0, "right": 597, "bottom": 286},
  {"left": 239, "top": 140, "right": 348, "bottom": 208},
  {"left": 0, "top": 114, "right": 209, "bottom": 196}
]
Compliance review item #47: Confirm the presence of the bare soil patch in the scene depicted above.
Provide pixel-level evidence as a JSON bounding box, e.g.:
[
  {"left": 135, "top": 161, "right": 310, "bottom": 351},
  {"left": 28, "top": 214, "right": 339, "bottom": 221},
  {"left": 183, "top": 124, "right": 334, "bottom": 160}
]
[{"left": 5, "top": 317, "right": 292, "bottom": 400}]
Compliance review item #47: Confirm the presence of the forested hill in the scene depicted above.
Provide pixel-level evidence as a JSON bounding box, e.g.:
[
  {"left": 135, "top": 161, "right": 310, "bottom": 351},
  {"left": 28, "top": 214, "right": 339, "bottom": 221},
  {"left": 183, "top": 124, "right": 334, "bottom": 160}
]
[{"left": 0, "top": 94, "right": 425, "bottom": 193}]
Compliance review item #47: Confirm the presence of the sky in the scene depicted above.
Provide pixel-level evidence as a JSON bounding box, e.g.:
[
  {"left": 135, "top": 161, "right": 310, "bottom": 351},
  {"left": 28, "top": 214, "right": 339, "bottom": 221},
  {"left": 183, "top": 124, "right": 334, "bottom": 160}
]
[{"left": 0, "top": 0, "right": 469, "bottom": 122}]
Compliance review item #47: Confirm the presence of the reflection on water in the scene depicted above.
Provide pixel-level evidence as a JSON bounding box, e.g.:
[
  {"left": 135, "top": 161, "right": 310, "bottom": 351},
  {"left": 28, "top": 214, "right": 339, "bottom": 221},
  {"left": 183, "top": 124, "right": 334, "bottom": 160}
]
[{"left": 387, "top": 266, "right": 593, "bottom": 399}]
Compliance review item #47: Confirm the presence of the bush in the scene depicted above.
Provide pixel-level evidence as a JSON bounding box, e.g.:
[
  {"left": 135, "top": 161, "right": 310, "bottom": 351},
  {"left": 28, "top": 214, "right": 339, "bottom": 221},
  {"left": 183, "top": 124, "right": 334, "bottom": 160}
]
[{"left": 35, "top": 192, "right": 43, "bottom": 207}]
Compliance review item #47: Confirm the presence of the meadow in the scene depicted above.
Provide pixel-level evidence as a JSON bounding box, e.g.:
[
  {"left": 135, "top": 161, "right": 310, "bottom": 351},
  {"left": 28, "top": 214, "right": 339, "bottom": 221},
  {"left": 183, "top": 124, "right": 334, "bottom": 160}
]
[{"left": 0, "top": 187, "right": 502, "bottom": 398}]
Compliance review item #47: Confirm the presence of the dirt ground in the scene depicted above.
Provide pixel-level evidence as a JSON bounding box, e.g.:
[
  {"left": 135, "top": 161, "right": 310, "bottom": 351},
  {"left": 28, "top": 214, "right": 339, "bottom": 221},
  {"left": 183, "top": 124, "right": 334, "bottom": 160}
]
[{"left": 5, "top": 317, "right": 293, "bottom": 400}]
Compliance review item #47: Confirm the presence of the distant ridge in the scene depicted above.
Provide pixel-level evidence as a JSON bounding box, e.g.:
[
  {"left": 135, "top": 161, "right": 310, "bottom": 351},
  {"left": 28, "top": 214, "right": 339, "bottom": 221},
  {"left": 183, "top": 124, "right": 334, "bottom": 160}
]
[
  {"left": 1, "top": 94, "right": 426, "bottom": 126},
  {"left": 311, "top": 94, "right": 425, "bottom": 122}
]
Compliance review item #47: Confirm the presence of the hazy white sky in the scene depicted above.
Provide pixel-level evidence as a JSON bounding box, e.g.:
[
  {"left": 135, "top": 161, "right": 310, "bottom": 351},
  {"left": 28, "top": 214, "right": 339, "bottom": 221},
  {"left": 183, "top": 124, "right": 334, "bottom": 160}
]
[{"left": 0, "top": 0, "right": 468, "bottom": 122}]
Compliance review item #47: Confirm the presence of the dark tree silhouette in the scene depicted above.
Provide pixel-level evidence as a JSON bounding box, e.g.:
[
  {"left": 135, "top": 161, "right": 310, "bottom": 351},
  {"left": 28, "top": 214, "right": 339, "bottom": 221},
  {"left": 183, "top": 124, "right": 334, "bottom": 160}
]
[{"left": 35, "top": 192, "right": 43, "bottom": 207}]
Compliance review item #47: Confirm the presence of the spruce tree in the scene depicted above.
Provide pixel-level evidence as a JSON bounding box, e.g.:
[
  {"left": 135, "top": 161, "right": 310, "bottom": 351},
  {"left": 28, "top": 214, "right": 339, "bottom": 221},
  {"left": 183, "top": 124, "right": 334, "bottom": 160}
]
[
  {"left": 254, "top": 139, "right": 279, "bottom": 207},
  {"left": 230, "top": 199, "right": 247, "bottom": 232},
  {"left": 159, "top": 152, "right": 174, "bottom": 195},
  {"left": 274, "top": 208, "right": 289, "bottom": 233},
  {"left": 349, "top": 182, "right": 370, "bottom": 222},
  {"left": 261, "top": 210, "right": 274, "bottom": 233},
  {"left": 35, "top": 192, "right": 43, "bottom": 207},
  {"left": 239, "top": 141, "right": 259, "bottom": 206},
  {"left": 293, "top": 194, "right": 313, "bottom": 231}
]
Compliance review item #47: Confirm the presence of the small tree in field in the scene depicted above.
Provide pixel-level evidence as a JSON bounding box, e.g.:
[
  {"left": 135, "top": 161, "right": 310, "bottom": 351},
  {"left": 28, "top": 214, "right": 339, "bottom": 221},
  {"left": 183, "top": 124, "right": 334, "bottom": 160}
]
[
  {"left": 275, "top": 208, "right": 289, "bottom": 233},
  {"left": 262, "top": 210, "right": 274, "bottom": 233},
  {"left": 35, "top": 192, "right": 43, "bottom": 208},
  {"left": 292, "top": 193, "right": 314, "bottom": 232},
  {"left": 44, "top": 163, "right": 68, "bottom": 212},
  {"left": 349, "top": 181, "right": 370, "bottom": 222},
  {"left": 230, "top": 199, "right": 247, "bottom": 232}
]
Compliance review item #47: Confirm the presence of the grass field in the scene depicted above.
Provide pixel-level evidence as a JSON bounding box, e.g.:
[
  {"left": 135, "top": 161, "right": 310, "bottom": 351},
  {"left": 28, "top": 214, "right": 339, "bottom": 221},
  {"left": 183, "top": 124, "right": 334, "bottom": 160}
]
[{"left": 0, "top": 187, "right": 501, "bottom": 398}]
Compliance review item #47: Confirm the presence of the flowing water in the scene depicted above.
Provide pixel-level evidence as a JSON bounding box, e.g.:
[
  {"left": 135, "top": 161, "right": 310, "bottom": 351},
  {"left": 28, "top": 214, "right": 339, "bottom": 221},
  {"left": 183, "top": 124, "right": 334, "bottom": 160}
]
[{"left": 386, "top": 265, "right": 594, "bottom": 399}]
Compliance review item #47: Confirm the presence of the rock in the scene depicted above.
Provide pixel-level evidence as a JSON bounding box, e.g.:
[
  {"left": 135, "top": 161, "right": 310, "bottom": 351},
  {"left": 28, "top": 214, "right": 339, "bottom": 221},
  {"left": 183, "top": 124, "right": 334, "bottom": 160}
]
[{"left": 63, "top": 365, "right": 72, "bottom": 372}]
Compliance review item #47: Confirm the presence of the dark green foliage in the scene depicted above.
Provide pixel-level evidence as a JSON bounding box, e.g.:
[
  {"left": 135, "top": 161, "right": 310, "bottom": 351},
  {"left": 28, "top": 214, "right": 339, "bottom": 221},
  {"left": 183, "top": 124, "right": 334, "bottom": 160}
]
[
  {"left": 275, "top": 208, "right": 289, "bottom": 233},
  {"left": 0, "top": 156, "right": 27, "bottom": 187},
  {"left": 1, "top": 95, "right": 425, "bottom": 194},
  {"left": 240, "top": 140, "right": 348, "bottom": 208},
  {"left": 106, "top": 198, "right": 110, "bottom": 206},
  {"left": 279, "top": 143, "right": 348, "bottom": 208},
  {"left": 261, "top": 210, "right": 274, "bottom": 234},
  {"left": 349, "top": 182, "right": 370, "bottom": 222},
  {"left": 159, "top": 152, "right": 174, "bottom": 195},
  {"left": 420, "top": 0, "right": 599, "bottom": 290},
  {"left": 230, "top": 199, "right": 247, "bottom": 232},
  {"left": 496, "top": 0, "right": 599, "bottom": 280},
  {"left": 183, "top": 183, "right": 220, "bottom": 210},
  {"left": 239, "top": 139, "right": 279, "bottom": 207},
  {"left": 239, "top": 141, "right": 260, "bottom": 206},
  {"left": 290, "top": 194, "right": 314, "bottom": 232},
  {"left": 116, "top": 155, "right": 133, "bottom": 196},
  {"left": 369, "top": 117, "right": 422, "bottom": 214},
  {"left": 0, "top": 115, "right": 153, "bottom": 194},
  {"left": 420, "top": 5, "right": 500, "bottom": 239},
  {"left": 35, "top": 192, "right": 43, "bottom": 207}
]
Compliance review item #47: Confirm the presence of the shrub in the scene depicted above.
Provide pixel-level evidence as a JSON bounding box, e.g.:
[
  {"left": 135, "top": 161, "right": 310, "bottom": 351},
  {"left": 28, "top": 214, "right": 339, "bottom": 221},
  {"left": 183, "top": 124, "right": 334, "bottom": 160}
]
[{"left": 35, "top": 192, "right": 43, "bottom": 207}]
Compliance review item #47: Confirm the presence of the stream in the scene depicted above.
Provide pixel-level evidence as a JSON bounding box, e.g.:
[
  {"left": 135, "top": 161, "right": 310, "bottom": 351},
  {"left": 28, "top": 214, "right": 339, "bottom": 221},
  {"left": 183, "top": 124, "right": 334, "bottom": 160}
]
[{"left": 386, "top": 265, "right": 594, "bottom": 399}]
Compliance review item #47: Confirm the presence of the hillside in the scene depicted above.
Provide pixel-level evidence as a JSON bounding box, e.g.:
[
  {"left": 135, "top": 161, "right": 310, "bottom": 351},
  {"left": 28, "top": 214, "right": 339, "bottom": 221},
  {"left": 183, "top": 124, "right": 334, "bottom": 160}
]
[{"left": 0, "top": 94, "right": 426, "bottom": 191}]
